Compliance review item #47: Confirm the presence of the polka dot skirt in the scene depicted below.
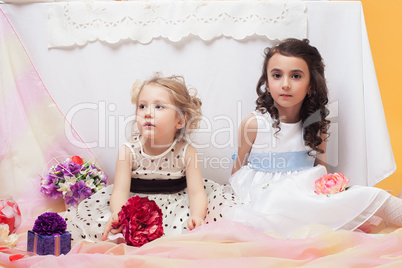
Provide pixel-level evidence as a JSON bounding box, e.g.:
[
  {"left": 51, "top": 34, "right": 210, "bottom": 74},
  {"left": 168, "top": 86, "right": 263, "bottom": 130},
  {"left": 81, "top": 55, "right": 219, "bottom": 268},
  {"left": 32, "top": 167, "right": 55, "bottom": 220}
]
[{"left": 62, "top": 179, "right": 239, "bottom": 243}]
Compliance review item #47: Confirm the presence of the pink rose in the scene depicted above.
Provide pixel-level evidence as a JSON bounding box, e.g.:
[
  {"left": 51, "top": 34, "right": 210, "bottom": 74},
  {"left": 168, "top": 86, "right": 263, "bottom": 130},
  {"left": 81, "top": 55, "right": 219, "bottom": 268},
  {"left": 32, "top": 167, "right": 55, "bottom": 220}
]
[
  {"left": 113, "top": 196, "right": 163, "bottom": 247},
  {"left": 315, "top": 173, "right": 350, "bottom": 195}
]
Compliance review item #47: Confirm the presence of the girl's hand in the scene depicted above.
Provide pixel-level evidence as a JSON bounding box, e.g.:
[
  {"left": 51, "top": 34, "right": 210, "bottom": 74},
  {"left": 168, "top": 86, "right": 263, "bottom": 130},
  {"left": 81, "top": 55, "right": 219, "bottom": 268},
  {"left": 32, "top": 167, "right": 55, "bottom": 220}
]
[
  {"left": 102, "top": 211, "right": 123, "bottom": 241},
  {"left": 103, "top": 145, "right": 132, "bottom": 241},
  {"left": 187, "top": 216, "right": 205, "bottom": 230}
]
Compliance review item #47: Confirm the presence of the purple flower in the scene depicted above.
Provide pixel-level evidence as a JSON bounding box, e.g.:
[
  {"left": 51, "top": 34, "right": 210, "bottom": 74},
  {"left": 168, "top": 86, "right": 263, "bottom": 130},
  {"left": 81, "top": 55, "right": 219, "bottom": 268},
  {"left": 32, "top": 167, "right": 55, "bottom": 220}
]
[
  {"left": 70, "top": 163, "right": 82, "bottom": 176},
  {"left": 32, "top": 212, "right": 67, "bottom": 236},
  {"left": 71, "top": 180, "right": 92, "bottom": 200},
  {"left": 64, "top": 195, "right": 79, "bottom": 207},
  {"left": 40, "top": 175, "right": 62, "bottom": 199},
  {"left": 64, "top": 162, "right": 81, "bottom": 177},
  {"left": 40, "top": 184, "right": 61, "bottom": 199},
  {"left": 53, "top": 161, "right": 81, "bottom": 177}
]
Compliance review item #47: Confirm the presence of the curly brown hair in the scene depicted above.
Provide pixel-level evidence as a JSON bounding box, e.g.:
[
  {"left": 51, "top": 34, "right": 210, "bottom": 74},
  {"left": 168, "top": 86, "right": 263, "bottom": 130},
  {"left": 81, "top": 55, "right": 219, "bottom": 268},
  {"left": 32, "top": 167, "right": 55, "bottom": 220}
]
[{"left": 256, "top": 38, "right": 330, "bottom": 154}]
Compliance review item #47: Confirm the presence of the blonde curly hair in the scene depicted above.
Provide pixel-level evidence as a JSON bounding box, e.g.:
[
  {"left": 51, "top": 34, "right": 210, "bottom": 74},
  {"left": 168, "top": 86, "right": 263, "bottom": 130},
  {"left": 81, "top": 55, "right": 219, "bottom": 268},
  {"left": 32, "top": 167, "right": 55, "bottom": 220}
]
[{"left": 130, "top": 74, "right": 202, "bottom": 140}]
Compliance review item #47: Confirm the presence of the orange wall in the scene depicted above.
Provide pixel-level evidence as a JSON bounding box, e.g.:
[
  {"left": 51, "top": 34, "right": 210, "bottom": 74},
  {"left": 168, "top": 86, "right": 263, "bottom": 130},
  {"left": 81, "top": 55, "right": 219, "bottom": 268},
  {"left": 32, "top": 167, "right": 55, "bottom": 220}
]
[{"left": 335, "top": 0, "right": 402, "bottom": 195}]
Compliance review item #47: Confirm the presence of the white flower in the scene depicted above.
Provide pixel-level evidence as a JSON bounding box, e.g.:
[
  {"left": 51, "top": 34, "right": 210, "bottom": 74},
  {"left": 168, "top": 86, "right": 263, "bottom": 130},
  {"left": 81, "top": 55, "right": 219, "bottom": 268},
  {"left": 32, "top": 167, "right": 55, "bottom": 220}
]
[
  {"left": 0, "top": 224, "right": 18, "bottom": 248},
  {"left": 93, "top": 169, "right": 100, "bottom": 177},
  {"left": 57, "top": 182, "right": 71, "bottom": 196},
  {"left": 57, "top": 176, "right": 78, "bottom": 196},
  {"left": 85, "top": 177, "right": 96, "bottom": 189},
  {"left": 64, "top": 175, "right": 77, "bottom": 185}
]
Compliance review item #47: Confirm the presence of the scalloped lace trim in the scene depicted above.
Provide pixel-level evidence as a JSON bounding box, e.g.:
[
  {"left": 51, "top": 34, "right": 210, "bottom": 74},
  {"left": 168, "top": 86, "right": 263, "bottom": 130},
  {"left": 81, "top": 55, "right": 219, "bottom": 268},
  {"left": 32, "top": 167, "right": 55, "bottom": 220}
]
[{"left": 48, "top": 0, "right": 307, "bottom": 48}]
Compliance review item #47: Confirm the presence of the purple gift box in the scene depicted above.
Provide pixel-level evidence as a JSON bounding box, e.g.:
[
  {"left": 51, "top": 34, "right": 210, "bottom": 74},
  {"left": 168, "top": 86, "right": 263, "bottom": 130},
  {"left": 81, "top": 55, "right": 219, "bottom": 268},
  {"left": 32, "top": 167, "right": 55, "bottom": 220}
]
[{"left": 27, "top": 230, "right": 71, "bottom": 256}]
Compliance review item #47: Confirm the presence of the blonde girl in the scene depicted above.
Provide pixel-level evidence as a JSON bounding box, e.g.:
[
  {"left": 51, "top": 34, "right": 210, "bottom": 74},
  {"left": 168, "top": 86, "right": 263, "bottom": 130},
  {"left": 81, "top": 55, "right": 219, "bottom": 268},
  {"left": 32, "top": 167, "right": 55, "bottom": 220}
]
[{"left": 64, "top": 75, "right": 214, "bottom": 243}]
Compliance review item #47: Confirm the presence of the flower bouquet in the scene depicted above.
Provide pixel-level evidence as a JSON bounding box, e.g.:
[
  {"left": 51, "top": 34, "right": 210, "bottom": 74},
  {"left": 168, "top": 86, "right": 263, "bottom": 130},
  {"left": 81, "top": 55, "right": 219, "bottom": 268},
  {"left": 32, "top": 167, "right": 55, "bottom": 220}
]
[
  {"left": 315, "top": 172, "right": 350, "bottom": 196},
  {"left": 40, "top": 156, "right": 108, "bottom": 207},
  {"left": 112, "top": 195, "right": 163, "bottom": 247}
]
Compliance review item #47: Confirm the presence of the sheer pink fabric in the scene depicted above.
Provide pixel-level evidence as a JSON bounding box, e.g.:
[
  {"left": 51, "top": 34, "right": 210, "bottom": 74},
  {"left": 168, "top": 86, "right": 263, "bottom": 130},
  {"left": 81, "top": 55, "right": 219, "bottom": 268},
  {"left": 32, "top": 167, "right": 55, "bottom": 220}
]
[
  {"left": 2, "top": 221, "right": 402, "bottom": 267},
  {"left": 0, "top": 8, "right": 96, "bottom": 232}
]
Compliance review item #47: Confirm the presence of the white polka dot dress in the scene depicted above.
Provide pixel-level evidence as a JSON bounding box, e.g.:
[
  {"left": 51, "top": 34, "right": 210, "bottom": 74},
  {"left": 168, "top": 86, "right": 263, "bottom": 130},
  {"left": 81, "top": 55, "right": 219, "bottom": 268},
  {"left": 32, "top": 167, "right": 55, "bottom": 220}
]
[
  {"left": 62, "top": 135, "right": 238, "bottom": 243},
  {"left": 204, "top": 180, "right": 241, "bottom": 224}
]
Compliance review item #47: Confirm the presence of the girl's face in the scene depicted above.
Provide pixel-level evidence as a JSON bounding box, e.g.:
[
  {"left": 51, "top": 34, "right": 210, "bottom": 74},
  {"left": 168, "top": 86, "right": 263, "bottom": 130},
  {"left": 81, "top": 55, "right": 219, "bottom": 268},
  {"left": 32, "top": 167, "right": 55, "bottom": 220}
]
[
  {"left": 266, "top": 53, "right": 310, "bottom": 120},
  {"left": 136, "top": 84, "right": 183, "bottom": 144}
]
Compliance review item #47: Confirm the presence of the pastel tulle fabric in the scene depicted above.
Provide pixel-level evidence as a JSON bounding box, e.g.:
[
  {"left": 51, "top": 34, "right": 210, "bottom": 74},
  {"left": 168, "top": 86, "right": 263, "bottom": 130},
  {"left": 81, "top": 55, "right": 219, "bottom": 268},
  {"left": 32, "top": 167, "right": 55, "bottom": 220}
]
[
  {"left": 0, "top": 8, "right": 95, "bottom": 231},
  {"left": 2, "top": 221, "right": 402, "bottom": 267}
]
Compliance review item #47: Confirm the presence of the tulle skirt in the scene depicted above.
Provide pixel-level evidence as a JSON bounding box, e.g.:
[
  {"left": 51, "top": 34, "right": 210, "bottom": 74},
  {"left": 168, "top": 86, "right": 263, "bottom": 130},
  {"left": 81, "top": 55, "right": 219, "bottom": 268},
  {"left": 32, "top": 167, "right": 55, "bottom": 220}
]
[{"left": 220, "top": 165, "right": 389, "bottom": 237}]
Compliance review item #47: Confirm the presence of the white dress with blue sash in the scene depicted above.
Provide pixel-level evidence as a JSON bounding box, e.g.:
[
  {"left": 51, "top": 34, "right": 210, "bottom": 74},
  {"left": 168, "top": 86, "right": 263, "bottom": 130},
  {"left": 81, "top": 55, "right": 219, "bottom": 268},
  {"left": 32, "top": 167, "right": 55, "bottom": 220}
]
[{"left": 223, "top": 111, "right": 389, "bottom": 237}]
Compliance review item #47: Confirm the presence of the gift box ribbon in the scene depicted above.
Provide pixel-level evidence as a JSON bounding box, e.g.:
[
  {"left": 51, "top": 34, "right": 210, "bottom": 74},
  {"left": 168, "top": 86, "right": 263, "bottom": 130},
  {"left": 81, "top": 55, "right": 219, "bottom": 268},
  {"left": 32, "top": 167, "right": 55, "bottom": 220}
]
[{"left": 32, "top": 233, "right": 61, "bottom": 256}]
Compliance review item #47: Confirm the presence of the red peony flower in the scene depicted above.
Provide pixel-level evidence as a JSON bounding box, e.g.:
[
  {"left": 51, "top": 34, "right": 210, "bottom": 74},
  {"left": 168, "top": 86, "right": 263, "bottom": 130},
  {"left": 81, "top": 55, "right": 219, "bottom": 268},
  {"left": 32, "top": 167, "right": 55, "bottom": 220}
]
[
  {"left": 112, "top": 196, "right": 163, "bottom": 247},
  {"left": 71, "top": 155, "right": 84, "bottom": 165}
]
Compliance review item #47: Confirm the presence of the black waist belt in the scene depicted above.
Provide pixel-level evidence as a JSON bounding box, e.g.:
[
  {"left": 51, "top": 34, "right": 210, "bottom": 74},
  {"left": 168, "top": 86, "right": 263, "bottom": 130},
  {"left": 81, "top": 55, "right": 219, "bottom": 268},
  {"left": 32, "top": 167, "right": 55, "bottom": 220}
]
[{"left": 130, "top": 176, "right": 187, "bottom": 193}]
